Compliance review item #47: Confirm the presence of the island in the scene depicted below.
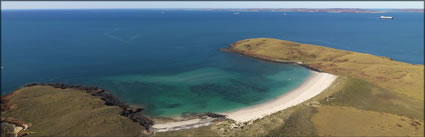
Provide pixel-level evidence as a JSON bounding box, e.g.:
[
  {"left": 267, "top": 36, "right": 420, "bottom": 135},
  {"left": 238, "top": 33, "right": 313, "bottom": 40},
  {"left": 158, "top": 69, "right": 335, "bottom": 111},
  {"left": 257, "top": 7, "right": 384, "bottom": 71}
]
[
  {"left": 1, "top": 38, "right": 423, "bottom": 137},
  {"left": 212, "top": 8, "right": 387, "bottom": 13}
]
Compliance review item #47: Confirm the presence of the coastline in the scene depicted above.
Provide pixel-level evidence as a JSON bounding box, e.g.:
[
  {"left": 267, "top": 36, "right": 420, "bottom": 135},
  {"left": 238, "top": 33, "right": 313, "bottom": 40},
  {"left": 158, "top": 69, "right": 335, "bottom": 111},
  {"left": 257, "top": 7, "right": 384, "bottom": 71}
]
[
  {"left": 221, "top": 71, "right": 337, "bottom": 123},
  {"left": 221, "top": 48, "right": 323, "bottom": 72},
  {"left": 1, "top": 83, "right": 154, "bottom": 131},
  {"left": 152, "top": 71, "right": 337, "bottom": 131},
  {"left": 2, "top": 83, "right": 228, "bottom": 133},
  {"left": 151, "top": 46, "right": 338, "bottom": 129}
]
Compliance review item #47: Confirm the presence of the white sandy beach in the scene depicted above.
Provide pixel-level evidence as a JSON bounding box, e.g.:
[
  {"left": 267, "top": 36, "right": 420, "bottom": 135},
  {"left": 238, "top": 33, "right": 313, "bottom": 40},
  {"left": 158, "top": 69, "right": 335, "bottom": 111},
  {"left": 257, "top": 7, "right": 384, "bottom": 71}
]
[
  {"left": 153, "top": 117, "right": 216, "bottom": 132},
  {"left": 221, "top": 71, "right": 337, "bottom": 122},
  {"left": 152, "top": 71, "right": 337, "bottom": 131}
]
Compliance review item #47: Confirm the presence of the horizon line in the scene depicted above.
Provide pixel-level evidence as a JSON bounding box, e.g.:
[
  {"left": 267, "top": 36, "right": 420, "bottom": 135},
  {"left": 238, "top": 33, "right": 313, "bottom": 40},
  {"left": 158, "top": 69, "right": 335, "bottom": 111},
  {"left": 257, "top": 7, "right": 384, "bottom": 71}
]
[{"left": 2, "top": 8, "right": 424, "bottom": 10}]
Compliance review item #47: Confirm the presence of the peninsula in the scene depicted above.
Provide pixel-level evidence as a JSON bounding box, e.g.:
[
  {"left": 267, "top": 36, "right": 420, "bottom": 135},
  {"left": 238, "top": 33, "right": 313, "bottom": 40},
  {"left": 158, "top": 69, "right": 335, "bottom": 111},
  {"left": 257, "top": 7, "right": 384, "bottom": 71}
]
[
  {"left": 1, "top": 38, "right": 424, "bottom": 137},
  {"left": 157, "top": 38, "right": 424, "bottom": 136}
]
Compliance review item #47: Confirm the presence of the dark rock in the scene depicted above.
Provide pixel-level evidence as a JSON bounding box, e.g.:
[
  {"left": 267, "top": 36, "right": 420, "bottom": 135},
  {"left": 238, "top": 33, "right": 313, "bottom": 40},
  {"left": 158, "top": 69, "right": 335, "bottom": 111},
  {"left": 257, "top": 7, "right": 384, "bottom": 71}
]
[
  {"left": 181, "top": 112, "right": 227, "bottom": 120},
  {"left": 16, "top": 82, "right": 154, "bottom": 131},
  {"left": 23, "top": 83, "right": 38, "bottom": 87},
  {"left": 203, "top": 112, "right": 227, "bottom": 119},
  {"left": 299, "top": 64, "right": 322, "bottom": 72},
  {"left": 121, "top": 107, "right": 144, "bottom": 117},
  {"left": 125, "top": 113, "right": 154, "bottom": 130},
  {"left": 92, "top": 92, "right": 123, "bottom": 107}
]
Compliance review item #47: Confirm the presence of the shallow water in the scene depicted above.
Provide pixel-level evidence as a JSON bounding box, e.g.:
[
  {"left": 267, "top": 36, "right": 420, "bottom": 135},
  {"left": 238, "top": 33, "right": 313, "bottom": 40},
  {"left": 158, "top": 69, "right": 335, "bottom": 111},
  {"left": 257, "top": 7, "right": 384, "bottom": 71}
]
[
  {"left": 1, "top": 10, "right": 423, "bottom": 116},
  {"left": 89, "top": 66, "right": 309, "bottom": 116}
]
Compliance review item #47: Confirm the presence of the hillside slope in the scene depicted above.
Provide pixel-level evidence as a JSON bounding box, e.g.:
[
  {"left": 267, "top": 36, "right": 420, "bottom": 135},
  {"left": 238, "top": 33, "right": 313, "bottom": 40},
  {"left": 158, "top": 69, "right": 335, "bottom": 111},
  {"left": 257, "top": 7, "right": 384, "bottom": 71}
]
[
  {"left": 1, "top": 86, "right": 147, "bottom": 136},
  {"left": 225, "top": 38, "right": 424, "bottom": 101}
]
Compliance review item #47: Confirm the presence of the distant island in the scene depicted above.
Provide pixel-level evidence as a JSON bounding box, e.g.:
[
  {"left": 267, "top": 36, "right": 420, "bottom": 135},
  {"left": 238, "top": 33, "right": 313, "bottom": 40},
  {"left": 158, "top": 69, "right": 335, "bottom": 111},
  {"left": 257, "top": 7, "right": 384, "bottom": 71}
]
[
  {"left": 213, "top": 8, "right": 386, "bottom": 13},
  {"left": 1, "top": 38, "right": 423, "bottom": 137},
  {"left": 183, "top": 8, "right": 424, "bottom": 13},
  {"left": 390, "top": 9, "right": 425, "bottom": 12}
]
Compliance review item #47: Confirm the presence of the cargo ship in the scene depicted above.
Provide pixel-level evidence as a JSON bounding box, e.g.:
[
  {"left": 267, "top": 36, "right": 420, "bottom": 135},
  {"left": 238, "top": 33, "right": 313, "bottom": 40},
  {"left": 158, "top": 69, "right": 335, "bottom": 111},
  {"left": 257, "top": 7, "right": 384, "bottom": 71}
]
[{"left": 380, "top": 16, "right": 394, "bottom": 19}]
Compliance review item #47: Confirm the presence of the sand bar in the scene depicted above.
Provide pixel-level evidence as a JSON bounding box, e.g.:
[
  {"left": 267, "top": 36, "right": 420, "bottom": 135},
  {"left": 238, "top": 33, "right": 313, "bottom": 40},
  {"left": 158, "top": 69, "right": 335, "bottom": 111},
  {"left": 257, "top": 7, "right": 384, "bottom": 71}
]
[{"left": 221, "top": 71, "right": 337, "bottom": 122}]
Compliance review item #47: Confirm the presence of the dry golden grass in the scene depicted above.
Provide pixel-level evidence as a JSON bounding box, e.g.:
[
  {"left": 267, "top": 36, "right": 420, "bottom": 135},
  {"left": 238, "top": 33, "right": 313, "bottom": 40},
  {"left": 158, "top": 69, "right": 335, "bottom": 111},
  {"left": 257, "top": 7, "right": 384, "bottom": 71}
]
[
  {"left": 260, "top": 77, "right": 423, "bottom": 137},
  {"left": 3, "top": 38, "right": 423, "bottom": 137},
  {"left": 221, "top": 38, "right": 424, "bottom": 136},
  {"left": 2, "top": 86, "right": 145, "bottom": 136},
  {"left": 151, "top": 38, "right": 424, "bottom": 137},
  {"left": 312, "top": 105, "right": 424, "bottom": 136},
  {"left": 229, "top": 38, "right": 424, "bottom": 101},
  {"left": 320, "top": 77, "right": 424, "bottom": 120}
]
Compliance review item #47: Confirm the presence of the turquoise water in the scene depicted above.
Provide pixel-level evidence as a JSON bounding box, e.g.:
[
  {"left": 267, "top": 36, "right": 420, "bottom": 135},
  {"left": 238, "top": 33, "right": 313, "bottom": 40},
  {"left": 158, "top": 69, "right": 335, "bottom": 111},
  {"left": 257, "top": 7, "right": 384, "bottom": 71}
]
[
  {"left": 92, "top": 66, "right": 309, "bottom": 116},
  {"left": 2, "top": 10, "right": 423, "bottom": 116}
]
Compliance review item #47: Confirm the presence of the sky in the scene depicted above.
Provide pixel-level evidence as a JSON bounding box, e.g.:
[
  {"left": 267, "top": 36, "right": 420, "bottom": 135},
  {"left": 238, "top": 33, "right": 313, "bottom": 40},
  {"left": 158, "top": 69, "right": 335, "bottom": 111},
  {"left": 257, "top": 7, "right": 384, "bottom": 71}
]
[{"left": 1, "top": 1, "right": 424, "bottom": 10}]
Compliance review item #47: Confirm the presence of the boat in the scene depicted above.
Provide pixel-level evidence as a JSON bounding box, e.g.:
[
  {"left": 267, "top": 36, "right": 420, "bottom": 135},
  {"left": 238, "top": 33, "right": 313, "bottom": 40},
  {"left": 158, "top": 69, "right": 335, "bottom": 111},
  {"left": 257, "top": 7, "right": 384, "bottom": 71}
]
[
  {"left": 233, "top": 12, "right": 240, "bottom": 15},
  {"left": 283, "top": 13, "right": 287, "bottom": 16},
  {"left": 380, "top": 16, "right": 393, "bottom": 19}
]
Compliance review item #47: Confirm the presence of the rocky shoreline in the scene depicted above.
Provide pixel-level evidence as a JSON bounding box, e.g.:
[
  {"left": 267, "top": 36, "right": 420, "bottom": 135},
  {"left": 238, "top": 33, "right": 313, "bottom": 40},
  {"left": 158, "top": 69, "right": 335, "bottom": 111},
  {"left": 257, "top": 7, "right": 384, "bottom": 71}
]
[
  {"left": 2, "top": 83, "right": 231, "bottom": 134},
  {"left": 221, "top": 46, "right": 323, "bottom": 72},
  {"left": 10, "top": 83, "right": 155, "bottom": 131},
  {"left": 181, "top": 112, "right": 227, "bottom": 120}
]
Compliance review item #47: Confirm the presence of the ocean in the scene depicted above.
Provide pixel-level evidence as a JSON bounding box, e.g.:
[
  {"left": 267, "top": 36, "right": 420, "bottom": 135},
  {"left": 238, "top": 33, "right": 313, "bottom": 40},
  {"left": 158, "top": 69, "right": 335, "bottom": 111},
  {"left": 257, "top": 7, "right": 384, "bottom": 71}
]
[{"left": 1, "top": 9, "right": 423, "bottom": 116}]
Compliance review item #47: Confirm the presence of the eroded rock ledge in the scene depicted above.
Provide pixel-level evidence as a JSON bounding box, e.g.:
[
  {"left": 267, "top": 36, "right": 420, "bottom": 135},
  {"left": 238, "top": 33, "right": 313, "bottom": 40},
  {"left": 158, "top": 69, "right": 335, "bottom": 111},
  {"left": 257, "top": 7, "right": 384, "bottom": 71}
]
[{"left": 1, "top": 117, "right": 32, "bottom": 137}]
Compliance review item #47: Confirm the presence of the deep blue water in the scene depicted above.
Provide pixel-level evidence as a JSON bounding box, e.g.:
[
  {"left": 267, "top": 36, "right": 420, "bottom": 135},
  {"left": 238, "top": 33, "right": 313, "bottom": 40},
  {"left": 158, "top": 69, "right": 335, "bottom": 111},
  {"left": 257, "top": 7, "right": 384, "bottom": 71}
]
[{"left": 1, "top": 10, "right": 423, "bottom": 116}]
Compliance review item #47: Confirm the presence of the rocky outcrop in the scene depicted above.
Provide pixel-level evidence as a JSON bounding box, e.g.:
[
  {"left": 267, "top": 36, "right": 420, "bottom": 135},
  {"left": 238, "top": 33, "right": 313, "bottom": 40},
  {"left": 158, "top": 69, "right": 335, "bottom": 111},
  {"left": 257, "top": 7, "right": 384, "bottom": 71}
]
[
  {"left": 20, "top": 83, "right": 154, "bottom": 131},
  {"left": 1, "top": 117, "right": 31, "bottom": 137},
  {"left": 120, "top": 107, "right": 154, "bottom": 130},
  {"left": 203, "top": 112, "right": 227, "bottom": 119},
  {"left": 181, "top": 112, "right": 227, "bottom": 120},
  {"left": 125, "top": 113, "right": 154, "bottom": 130}
]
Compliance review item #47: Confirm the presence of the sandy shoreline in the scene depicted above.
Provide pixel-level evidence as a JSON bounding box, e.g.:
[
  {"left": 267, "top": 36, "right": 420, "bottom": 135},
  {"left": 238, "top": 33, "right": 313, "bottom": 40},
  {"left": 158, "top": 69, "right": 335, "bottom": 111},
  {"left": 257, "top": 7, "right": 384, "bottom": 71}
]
[
  {"left": 153, "top": 118, "right": 216, "bottom": 132},
  {"left": 220, "top": 71, "right": 337, "bottom": 122},
  {"left": 152, "top": 71, "right": 337, "bottom": 130}
]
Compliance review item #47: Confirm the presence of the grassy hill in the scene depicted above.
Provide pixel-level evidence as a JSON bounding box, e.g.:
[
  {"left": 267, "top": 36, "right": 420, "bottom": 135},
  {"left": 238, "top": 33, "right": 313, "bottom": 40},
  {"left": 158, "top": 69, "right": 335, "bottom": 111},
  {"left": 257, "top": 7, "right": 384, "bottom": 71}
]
[
  {"left": 1, "top": 86, "right": 146, "bottom": 137},
  {"left": 226, "top": 38, "right": 424, "bottom": 101},
  {"left": 2, "top": 38, "right": 423, "bottom": 136},
  {"left": 156, "top": 38, "right": 424, "bottom": 136}
]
